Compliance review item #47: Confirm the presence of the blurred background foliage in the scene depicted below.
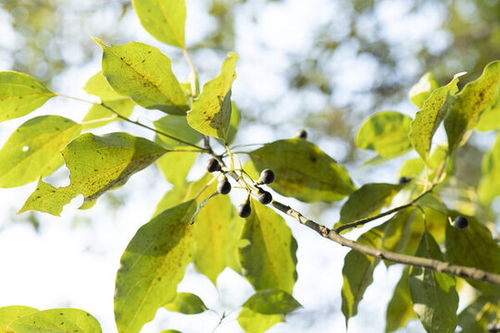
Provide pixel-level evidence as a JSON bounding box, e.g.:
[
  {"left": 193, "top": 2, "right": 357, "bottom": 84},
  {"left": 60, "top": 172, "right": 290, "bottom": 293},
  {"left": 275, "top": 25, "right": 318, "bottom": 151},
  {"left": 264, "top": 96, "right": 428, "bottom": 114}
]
[{"left": 1, "top": 0, "right": 499, "bottom": 215}]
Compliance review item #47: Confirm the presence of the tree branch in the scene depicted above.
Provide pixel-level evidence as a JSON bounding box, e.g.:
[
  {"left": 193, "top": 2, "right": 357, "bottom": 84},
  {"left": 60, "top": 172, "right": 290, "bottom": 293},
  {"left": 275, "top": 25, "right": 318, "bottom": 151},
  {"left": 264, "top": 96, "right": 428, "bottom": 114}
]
[
  {"left": 270, "top": 200, "right": 500, "bottom": 285},
  {"left": 334, "top": 187, "right": 433, "bottom": 233}
]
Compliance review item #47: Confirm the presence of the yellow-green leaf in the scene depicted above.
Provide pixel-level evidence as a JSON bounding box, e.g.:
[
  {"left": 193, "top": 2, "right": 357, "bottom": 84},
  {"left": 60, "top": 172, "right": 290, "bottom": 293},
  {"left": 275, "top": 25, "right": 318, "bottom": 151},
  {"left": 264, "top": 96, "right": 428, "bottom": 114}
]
[
  {"left": 19, "top": 132, "right": 166, "bottom": 216},
  {"left": 409, "top": 74, "right": 461, "bottom": 161},
  {"left": 96, "top": 40, "right": 188, "bottom": 114},
  {"left": 475, "top": 100, "right": 500, "bottom": 131},
  {"left": 445, "top": 215, "right": 500, "bottom": 296},
  {"left": 409, "top": 231, "right": 458, "bottom": 333},
  {"left": 385, "top": 269, "right": 415, "bottom": 333},
  {"left": 6, "top": 308, "right": 102, "bottom": 333},
  {"left": 409, "top": 72, "right": 439, "bottom": 108},
  {"left": 237, "top": 307, "right": 282, "bottom": 333},
  {"left": 356, "top": 111, "right": 413, "bottom": 158},
  {"left": 82, "top": 72, "right": 135, "bottom": 130},
  {"left": 341, "top": 224, "right": 384, "bottom": 324},
  {"left": 133, "top": 0, "right": 186, "bottom": 48},
  {"left": 115, "top": 200, "right": 196, "bottom": 333},
  {"left": 0, "top": 71, "right": 56, "bottom": 122},
  {"left": 0, "top": 306, "right": 38, "bottom": 329},
  {"left": 243, "top": 289, "right": 301, "bottom": 315},
  {"left": 239, "top": 200, "right": 297, "bottom": 293},
  {"left": 156, "top": 152, "right": 197, "bottom": 186},
  {"left": 249, "top": 139, "right": 355, "bottom": 203},
  {"left": 444, "top": 60, "right": 500, "bottom": 151},
  {"left": 338, "top": 183, "right": 401, "bottom": 224},
  {"left": 187, "top": 52, "right": 238, "bottom": 140},
  {"left": 163, "top": 293, "right": 208, "bottom": 314},
  {"left": 0, "top": 116, "right": 81, "bottom": 188},
  {"left": 458, "top": 297, "right": 499, "bottom": 333},
  {"left": 479, "top": 133, "right": 500, "bottom": 204},
  {"left": 193, "top": 182, "right": 243, "bottom": 283},
  {"left": 154, "top": 115, "right": 203, "bottom": 149}
]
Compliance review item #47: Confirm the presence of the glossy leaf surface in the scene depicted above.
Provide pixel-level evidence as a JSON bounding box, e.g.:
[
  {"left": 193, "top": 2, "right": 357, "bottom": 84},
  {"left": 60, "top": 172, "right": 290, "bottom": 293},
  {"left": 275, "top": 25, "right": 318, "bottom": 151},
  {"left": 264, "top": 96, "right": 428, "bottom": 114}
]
[{"left": 163, "top": 293, "right": 207, "bottom": 314}]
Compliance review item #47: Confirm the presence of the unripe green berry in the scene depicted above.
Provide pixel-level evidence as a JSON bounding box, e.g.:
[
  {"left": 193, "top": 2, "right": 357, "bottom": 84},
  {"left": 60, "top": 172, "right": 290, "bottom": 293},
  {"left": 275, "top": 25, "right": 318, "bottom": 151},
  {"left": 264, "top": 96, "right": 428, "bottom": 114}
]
[
  {"left": 399, "top": 176, "right": 411, "bottom": 184},
  {"left": 258, "top": 191, "right": 273, "bottom": 204},
  {"left": 259, "top": 169, "right": 275, "bottom": 184},
  {"left": 452, "top": 216, "right": 468, "bottom": 229},
  {"left": 297, "top": 129, "right": 308, "bottom": 139},
  {"left": 238, "top": 201, "right": 252, "bottom": 218},
  {"left": 217, "top": 176, "right": 231, "bottom": 194},
  {"left": 206, "top": 158, "right": 221, "bottom": 173}
]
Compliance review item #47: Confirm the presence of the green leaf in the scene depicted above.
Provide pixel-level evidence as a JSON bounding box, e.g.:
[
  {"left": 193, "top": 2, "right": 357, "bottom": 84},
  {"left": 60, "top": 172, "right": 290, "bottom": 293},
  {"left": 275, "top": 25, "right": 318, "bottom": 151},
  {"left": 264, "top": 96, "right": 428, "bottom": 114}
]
[
  {"left": 385, "top": 269, "right": 415, "bottom": 333},
  {"left": 249, "top": 139, "right": 355, "bottom": 203},
  {"left": 82, "top": 71, "right": 135, "bottom": 130},
  {"left": 341, "top": 224, "right": 384, "bottom": 324},
  {"left": 445, "top": 215, "right": 500, "bottom": 296},
  {"left": 0, "top": 71, "right": 56, "bottom": 122},
  {"left": 154, "top": 173, "right": 212, "bottom": 216},
  {"left": 156, "top": 152, "right": 197, "bottom": 186},
  {"left": 356, "top": 111, "right": 413, "bottom": 158},
  {"left": 193, "top": 182, "right": 243, "bottom": 283},
  {"left": 445, "top": 60, "right": 500, "bottom": 151},
  {"left": 237, "top": 307, "right": 282, "bottom": 333},
  {"left": 399, "top": 157, "right": 425, "bottom": 178},
  {"left": 0, "top": 116, "right": 81, "bottom": 188},
  {"left": 381, "top": 208, "right": 417, "bottom": 264},
  {"left": 243, "top": 289, "right": 301, "bottom": 315},
  {"left": 132, "top": 0, "right": 186, "bottom": 48},
  {"left": 239, "top": 200, "right": 297, "bottom": 293},
  {"left": 475, "top": 99, "right": 500, "bottom": 131},
  {"left": 458, "top": 297, "right": 498, "bottom": 333},
  {"left": 0, "top": 306, "right": 38, "bottom": 329},
  {"left": 6, "top": 308, "right": 102, "bottom": 333},
  {"left": 115, "top": 200, "right": 196, "bottom": 333},
  {"left": 409, "top": 74, "right": 461, "bottom": 161},
  {"left": 163, "top": 293, "right": 208, "bottom": 314},
  {"left": 19, "top": 132, "right": 166, "bottom": 216},
  {"left": 338, "top": 183, "right": 401, "bottom": 224},
  {"left": 479, "top": 133, "right": 500, "bottom": 204},
  {"left": 187, "top": 52, "right": 238, "bottom": 140},
  {"left": 95, "top": 40, "right": 188, "bottom": 114},
  {"left": 409, "top": 72, "right": 439, "bottom": 108},
  {"left": 225, "top": 102, "right": 241, "bottom": 144},
  {"left": 160, "top": 330, "right": 181, "bottom": 333},
  {"left": 409, "top": 231, "right": 458, "bottom": 333},
  {"left": 153, "top": 115, "right": 202, "bottom": 185},
  {"left": 154, "top": 115, "right": 203, "bottom": 149}
]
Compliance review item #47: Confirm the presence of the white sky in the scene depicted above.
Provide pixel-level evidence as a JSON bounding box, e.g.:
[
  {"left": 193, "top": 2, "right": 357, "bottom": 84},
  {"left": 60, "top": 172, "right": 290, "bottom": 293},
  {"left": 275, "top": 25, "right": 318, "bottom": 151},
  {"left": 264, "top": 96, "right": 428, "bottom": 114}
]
[{"left": 0, "top": 0, "right": 453, "bottom": 332}]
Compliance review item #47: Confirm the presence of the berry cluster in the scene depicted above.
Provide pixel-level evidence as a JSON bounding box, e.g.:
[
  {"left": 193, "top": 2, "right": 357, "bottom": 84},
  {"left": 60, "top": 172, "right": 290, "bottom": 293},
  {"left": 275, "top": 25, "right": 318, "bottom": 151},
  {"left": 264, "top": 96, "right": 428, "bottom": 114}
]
[{"left": 205, "top": 158, "right": 276, "bottom": 218}]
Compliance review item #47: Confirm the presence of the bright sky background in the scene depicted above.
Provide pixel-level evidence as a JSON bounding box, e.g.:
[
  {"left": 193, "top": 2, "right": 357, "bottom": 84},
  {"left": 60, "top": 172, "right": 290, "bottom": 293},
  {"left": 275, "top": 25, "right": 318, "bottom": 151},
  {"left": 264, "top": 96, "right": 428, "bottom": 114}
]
[{"left": 0, "top": 0, "right": 456, "bottom": 332}]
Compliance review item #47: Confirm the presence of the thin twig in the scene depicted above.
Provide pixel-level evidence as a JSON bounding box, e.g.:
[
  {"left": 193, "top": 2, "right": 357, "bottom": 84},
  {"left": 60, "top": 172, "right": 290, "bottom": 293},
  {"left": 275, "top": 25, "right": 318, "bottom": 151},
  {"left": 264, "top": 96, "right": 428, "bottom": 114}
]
[{"left": 334, "top": 187, "right": 433, "bottom": 233}]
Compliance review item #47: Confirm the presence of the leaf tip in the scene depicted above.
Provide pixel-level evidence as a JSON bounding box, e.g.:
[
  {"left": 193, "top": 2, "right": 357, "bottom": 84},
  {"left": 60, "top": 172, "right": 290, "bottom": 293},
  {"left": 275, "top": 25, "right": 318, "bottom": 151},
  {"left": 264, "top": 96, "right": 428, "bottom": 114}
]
[{"left": 92, "top": 37, "right": 107, "bottom": 49}]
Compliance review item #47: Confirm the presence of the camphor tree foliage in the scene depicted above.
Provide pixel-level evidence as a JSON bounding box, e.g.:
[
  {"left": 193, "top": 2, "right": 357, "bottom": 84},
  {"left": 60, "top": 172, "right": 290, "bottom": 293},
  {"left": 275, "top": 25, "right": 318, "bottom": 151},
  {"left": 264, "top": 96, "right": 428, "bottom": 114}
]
[{"left": 1, "top": 0, "right": 500, "bottom": 332}]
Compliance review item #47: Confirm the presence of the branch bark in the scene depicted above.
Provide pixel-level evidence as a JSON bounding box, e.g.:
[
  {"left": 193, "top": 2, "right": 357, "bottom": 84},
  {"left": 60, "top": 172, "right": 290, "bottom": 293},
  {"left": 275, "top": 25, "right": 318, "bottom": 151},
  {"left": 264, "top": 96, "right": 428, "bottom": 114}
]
[{"left": 270, "top": 201, "right": 500, "bottom": 286}]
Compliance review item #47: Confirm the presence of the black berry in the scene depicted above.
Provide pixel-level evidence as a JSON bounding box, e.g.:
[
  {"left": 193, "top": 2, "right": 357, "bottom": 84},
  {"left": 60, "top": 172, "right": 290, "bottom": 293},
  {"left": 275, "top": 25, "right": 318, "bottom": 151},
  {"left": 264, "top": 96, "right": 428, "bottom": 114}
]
[
  {"left": 258, "top": 191, "right": 273, "bottom": 204},
  {"left": 259, "top": 169, "right": 275, "bottom": 184},
  {"left": 452, "top": 216, "right": 468, "bottom": 229},
  {"left": 217, "top": 176, "right": 231, "bottom": 194},
  {"left": 238, "top": 201, "right": 252, "bottom": 218},
  {"left": 399, "top": 176, "right": 411, "bottom": 184},
  {"left": 297, "top": 129, "right": 308, "bottom": 139},
  {"left": 206, "top": 158, "right": 221, "bottom": 173}
]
